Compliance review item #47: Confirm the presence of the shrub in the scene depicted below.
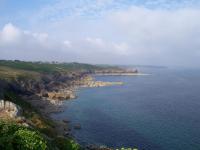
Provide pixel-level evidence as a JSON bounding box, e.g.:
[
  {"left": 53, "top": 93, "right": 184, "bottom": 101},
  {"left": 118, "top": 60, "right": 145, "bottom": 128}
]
[
  {"left": 53, "top": 136, "right": 81, "bottom": 150},
  {"left": 13, "top": 129, "right": 47, "bottom": 150},
  {"left": 0, "top": 121, "right": 48, "bottom": 150}
]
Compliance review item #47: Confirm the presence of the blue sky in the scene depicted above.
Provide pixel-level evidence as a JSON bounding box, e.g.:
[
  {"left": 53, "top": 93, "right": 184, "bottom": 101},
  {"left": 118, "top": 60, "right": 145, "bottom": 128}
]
[
  {"left": 1, "top": 0, "right": 200, "bottom": 27},
  {"left": 0, "top": 0, "right": 200, "bottom": 67}
]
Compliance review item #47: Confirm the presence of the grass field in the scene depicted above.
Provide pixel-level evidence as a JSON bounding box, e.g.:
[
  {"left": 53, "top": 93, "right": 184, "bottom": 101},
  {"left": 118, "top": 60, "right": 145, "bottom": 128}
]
[{"left": 0, "top": 60, "right": 104, "bottom": 73}]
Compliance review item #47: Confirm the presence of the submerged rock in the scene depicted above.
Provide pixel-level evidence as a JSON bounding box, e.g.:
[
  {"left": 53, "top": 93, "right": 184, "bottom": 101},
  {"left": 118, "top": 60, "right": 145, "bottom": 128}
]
[
  {"left": 85, "top": 144, "right": 111, "bottom": 150},
  {"left": 74, "top": 124, "right": 81, "bottom": 130},
  {"left": 63, "top": 119, "right": 70, "bottom": 123}
]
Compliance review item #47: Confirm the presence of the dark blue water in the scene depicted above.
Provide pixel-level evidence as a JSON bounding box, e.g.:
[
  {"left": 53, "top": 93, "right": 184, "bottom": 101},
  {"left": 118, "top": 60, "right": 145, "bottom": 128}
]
[{"left": 52, "top": 68, "right": 200, "bottom": 150}]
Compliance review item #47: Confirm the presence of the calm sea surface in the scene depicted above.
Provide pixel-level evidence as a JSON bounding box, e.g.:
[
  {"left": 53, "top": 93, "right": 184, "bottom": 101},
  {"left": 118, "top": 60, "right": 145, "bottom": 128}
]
[{"left": 52, "top": 68, "right": 200, "bottom": 150}]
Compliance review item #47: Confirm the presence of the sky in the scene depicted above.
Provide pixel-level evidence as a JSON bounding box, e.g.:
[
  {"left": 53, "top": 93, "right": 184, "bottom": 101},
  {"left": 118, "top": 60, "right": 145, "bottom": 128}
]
[{"left": 0, "top": 0, "right": 200, "bottom": 67}]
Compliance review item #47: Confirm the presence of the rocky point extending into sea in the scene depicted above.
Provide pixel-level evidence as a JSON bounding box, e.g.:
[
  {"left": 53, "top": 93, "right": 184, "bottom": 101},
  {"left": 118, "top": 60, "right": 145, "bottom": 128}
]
[{"left": 11, "top": 73, "right": 126, "bottom": 117}]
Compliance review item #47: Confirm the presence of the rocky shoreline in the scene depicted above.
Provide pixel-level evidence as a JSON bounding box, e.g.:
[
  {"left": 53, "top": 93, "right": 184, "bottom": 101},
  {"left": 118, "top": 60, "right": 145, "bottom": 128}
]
[
  {"left": 94, "top": 73, "right": 148, "bottom": 76},
  {"left": 1, "top": 72, "right": 125, "bottom": 117},
  {"left": 0, "top": 73, "right": 124, "bottom": 149},
  {"left": 18, "top": 75, "right": 122, "bottom": 149},
  {"left": 0, "top": 68, "right": 139, "bottom": 150},
  {"left": 27, "top": 74, "right": 124, "bottom": 115},
  {"left": 80, "top": 75, "right": 123, "bottom": 87},
  {"left": 0, "top": 60, "right": 140, "bottom": 149}
]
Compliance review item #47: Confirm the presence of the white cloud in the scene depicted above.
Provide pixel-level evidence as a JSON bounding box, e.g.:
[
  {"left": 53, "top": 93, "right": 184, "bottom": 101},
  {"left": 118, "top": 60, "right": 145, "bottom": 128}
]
[
  {"left": 86, "top": 37, "right": 105, "bottom": 47},
  {"left": 0, "top": 23, "right": 52, "bottom": 47},
  {"left": 1, "top": 2, "right": 200, "bottom": 67},
  {"left": 104, "top": 7, "right": 200, "bottom": 66},
  {"left": 0, "top": 23, "right": 62, "bottom": 61},
  {"left": 0, "top": 23, "right": 21, "bottom": 44},
  {"left": 32, "top": 33, "right": 49, "bottom": 42},
  {"left": 63, "top": 40, "right": 72, "bottom": 48},
  {"left": 112, "top": 42, "right": 130, "bottom": 55}
]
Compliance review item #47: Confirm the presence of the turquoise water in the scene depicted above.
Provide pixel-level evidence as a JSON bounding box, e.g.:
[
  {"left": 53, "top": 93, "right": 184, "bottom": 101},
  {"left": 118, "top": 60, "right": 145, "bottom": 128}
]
[{"left": 52, "top": 68, "right": 200, "bottom": 150}]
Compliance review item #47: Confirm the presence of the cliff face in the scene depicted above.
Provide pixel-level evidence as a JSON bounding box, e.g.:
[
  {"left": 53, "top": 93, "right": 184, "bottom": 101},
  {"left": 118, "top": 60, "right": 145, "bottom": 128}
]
[
  {"left": 0, "top": 80, "right": 9, "bottom": 99},
  {"left": 4, "top": 71, "right": 125, "bottom": 102},
  {"left": 0, "top": 60, "right": 138, "bottom": 101},
  {"left": 5, "top": 72, "right": 89, "bottom": 101}
]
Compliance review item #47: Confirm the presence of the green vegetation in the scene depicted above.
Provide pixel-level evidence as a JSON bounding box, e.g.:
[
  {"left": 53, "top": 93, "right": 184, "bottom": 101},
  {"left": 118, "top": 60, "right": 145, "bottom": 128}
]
[
  {"left": 0, "top": 120, "right": 81, "bottom": 150},
  {"left": 0, "top": 60, "right": 124, "bottom": 82},
  {"left": 53, "top": 137, "right": 81, "bottom": 150},
  {"left": 1, "top": 92, "right": 81, "bottom": 150},
  {"left": 0, "top": 60, "right": 103, "bottom": 74},
  {"left": 0, "top": 66, "right": 41, "bottom": 81},
  {"left": 0, "top": 121, "right": 48, "bottom": 150},
  {"left": 0, "top": 60, "right": 122, "bottom": 83}
]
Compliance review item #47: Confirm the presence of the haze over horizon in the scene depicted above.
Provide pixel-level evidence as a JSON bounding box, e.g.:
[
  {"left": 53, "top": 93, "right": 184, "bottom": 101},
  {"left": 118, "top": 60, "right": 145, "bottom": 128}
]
[{"left": 1, "top": 0, "right": 200, "bottom": 67}]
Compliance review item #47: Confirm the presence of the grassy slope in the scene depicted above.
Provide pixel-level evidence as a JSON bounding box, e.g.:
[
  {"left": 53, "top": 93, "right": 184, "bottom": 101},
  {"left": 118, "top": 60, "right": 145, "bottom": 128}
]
[
  {"left": 0, "top": 60, "right": 104, "bottom": 73},
  {"left": 0, "top": 66, "right": 41, "bottom": 81},
  {"left": 0, "top": 60, "right": 116, "bottom": 82}
]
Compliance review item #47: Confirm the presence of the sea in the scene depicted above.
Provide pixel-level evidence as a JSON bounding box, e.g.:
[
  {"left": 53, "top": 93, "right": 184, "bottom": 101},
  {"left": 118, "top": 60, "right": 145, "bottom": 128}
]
[{"left": 51, "top": 67, "right": 200, "bottom": 150}]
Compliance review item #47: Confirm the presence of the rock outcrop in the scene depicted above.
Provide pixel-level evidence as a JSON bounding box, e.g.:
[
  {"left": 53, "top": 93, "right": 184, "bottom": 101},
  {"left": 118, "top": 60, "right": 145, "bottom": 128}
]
[
  {"left": 44, "top": 90, "right": 76, "bottom": 100},
  {"left": 0, "top": 100, "right": 21, "bottom": 118},
  {"left": 94, "top": 68, "right": 138, "bottom": 75},
  {"left": 83, "top": 81, "right": 123, "bottom": 87},
  {"left": 1, "top": 70, "right": 125, "bottom": 110},
  {"left": 78, "top": 76, "right": 123, "bottom": 87}
]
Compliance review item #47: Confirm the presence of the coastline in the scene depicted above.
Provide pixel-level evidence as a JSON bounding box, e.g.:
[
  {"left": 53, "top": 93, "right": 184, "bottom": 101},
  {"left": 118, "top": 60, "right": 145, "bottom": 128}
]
[
  {"left": 23, "top": 74, "right": 125, "bottom": 141},
  {"left": 0, "top": 71, "right": 142, "bottom": 149},
  {"left": 41, "top": 74, "right": 124, "bottom": 114},
  {"left": 47, "top": 73, "right": 144, "bottom": 149},
  {"left": 18, "top": 72, "right": 148, "bottom": 117},
  {"left": 94, "top": 73, "right": 150, "bottom": 76},
  {"left": 0, "top": 60, "right": 141, "bottom": 149}
]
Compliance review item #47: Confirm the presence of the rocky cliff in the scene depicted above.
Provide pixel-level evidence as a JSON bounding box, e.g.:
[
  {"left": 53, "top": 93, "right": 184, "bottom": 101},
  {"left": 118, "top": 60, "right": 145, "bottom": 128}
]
[
  {"left": 7, "top": 72, "right": 124, "bottom": 101},
  {"left": 0, "top": 100, "right": 21, "bottom": 118},
  {"left": 5, "top": 72, "right": 86, "bottom": 100}
]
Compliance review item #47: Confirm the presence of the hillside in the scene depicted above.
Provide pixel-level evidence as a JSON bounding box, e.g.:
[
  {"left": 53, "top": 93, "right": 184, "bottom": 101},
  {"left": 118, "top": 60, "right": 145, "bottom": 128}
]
[
  {"left": 0, "top": 60, "right": 125, "bottom": 74},
  {"left": 0, "top": 60, "right": 137, "bottom": 150}
]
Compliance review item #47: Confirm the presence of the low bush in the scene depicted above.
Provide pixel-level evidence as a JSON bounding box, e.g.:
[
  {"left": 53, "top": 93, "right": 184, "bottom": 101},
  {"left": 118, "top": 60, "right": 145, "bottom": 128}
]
[
  {"left": 53, "top": 136, "right": 81, "bottom": 150},
  {"left": 0, "top": 121, "right": 48, "bottom": 150}
]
